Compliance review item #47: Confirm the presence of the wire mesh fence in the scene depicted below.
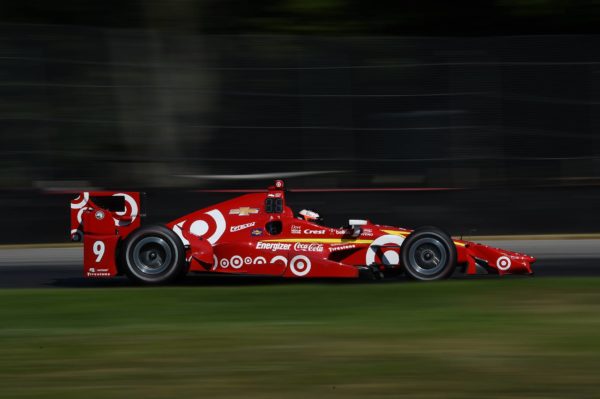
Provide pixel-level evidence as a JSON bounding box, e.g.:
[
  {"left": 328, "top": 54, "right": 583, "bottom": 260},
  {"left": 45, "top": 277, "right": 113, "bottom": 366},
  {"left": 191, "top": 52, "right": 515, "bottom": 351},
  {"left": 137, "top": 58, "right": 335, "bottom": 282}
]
[{"left": 1, "top": 24, "right": 599, "bottom": 189}]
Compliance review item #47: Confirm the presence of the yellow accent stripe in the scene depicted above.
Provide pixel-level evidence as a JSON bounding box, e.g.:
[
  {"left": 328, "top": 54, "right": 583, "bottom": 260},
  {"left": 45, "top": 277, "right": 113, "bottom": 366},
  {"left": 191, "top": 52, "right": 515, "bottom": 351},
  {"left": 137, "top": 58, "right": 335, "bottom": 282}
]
[
  {"left": 382, "top": 230, "right": 409, "bottom": 236},
  {"left": 262, "top": 238, "right": 374, "bottom": 244},
  {"left": 382, "top": 229, "right": 467, "bottom": 247},
  {"left": 7, "top": 233, "right": 599, "bottom": 250}
]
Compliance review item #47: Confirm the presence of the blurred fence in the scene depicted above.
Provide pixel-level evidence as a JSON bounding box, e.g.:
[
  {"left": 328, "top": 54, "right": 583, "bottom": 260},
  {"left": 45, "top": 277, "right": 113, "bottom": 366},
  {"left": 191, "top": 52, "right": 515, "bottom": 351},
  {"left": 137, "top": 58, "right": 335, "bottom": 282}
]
[
  {"left": 1, "top": 24, "right": 600, "bottom": 190},
  {"left": 2, "top": 25, "right": 600, "bottom": 242}
]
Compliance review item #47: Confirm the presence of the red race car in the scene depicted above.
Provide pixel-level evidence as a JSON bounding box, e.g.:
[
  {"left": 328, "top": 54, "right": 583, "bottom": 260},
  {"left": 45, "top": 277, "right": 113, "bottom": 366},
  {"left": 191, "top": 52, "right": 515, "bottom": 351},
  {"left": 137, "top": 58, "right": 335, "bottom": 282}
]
[{"left": 69, "top": 180, "right": 535, "bottom": 284}]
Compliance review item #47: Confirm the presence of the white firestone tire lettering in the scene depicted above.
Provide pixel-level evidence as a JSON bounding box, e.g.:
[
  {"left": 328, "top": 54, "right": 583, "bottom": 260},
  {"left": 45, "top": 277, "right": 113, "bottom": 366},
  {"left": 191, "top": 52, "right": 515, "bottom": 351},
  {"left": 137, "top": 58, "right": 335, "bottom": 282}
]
[
  {"left": 289, "top": 255, "right": 311, "bottom": 277},
  {"left": 496, "top": 256, "right": 512, "bottom": 271}
]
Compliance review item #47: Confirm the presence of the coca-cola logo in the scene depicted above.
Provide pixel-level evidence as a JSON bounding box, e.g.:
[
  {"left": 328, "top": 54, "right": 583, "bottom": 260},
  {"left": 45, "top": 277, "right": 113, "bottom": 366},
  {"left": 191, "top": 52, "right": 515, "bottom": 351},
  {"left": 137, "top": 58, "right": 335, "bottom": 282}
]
[{"left": 293, "top": 242, "right": 324, "bottom": 252}]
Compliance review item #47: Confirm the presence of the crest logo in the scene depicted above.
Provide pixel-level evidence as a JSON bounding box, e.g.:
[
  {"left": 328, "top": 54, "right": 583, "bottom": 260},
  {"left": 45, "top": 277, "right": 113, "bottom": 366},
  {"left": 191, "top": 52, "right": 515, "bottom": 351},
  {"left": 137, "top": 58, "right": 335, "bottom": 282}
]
[{"left": 230, "top": 222, "right": 256, "bottom": 232}]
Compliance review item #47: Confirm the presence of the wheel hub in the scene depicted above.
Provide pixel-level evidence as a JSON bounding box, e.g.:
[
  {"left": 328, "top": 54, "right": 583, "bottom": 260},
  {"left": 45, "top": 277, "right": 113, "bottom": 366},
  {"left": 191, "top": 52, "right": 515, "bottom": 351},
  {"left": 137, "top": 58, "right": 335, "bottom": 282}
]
[
  {"left": 131, "top": 236, "right": 172, "bottom": 275},
  {"left": 407, "top": 237, "right": 447, "bottom": 276}
]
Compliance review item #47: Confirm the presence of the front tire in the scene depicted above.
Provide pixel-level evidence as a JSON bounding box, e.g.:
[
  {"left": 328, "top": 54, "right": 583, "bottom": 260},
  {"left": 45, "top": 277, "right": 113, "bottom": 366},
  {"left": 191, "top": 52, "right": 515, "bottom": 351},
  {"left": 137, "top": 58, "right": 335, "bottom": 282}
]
[
  {"left": 401, "top": 226, "right": 456, "bottom": 281},
  {"left": 121, "top": 225, "right": 186, "bottom": 284}
]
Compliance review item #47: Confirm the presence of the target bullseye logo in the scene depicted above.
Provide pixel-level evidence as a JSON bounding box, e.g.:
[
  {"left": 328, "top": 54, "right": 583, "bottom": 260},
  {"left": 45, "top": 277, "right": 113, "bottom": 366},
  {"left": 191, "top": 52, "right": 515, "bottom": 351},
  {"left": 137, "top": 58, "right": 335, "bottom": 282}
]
[
  {"left": 187, "top": 209, "right": 226, "bottom": 245},
  {"left": 290, "top": 255, "right": 311, "bottom": 276},
  {"left": 496, "top": 256, "right": 512, "bottom": 271},
  {"left": 112, "top": 193, "right": 138, "bottom": 226},
  {"left": 254, "top": 256, "right": 267, "bottom": 265},
  {"left": 210, "top": 255, "right": 315, "bottom": 274},
  {"left": 230, "top": 255, "right": 243, "bottom": 269},
  {"left": 366, "top": 235, "right": 405, "bottom": 266},
  {"left": 76, "top": 206, "right": 93, "bottom": 224},
  {"left": 71, "top": 192, "right": 90, "bottom": 209},
  {"left": 381, "top": 250, "right": 399, "bottom": 265}
]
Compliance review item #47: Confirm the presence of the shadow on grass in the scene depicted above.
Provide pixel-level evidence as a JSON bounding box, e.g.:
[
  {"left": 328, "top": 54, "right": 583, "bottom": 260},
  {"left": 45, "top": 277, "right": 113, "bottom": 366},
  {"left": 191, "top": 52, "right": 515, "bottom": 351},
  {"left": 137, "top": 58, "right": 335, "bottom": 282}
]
[
  {"left": 49, "top": 273, "right": 377, "bottom": 289},
  {"left": 49, "top": 269, "right": 540, "bottom": 289}
]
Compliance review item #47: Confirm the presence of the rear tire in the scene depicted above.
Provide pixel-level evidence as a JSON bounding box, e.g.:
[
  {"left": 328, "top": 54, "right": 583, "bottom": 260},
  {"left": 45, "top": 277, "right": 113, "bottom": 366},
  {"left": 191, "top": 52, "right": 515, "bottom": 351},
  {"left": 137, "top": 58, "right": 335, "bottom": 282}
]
[
  {"left": 401, "top": 226, "right": 456, "bottom": 281},
  {"left": 122, "top": 225, "right": 186, "bottom": 284}
]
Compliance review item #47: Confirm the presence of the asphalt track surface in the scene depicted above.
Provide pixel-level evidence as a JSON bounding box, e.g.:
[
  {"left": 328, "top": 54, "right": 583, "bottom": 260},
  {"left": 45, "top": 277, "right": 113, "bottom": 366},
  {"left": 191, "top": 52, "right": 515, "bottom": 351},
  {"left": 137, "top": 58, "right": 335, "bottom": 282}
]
[{"left": 1, "top": 240, "right": 599, "bottom": 288}]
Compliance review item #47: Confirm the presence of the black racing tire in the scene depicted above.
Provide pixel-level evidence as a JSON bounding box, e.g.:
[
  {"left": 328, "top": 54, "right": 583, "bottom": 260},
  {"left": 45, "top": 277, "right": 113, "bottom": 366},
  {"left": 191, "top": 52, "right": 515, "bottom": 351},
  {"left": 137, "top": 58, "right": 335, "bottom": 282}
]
[
  {"left": 401, "top": 226, "right": 456, "bottom": 281},
  {"left": 121, "top": 225, "right": 187, "bottom": 285}
]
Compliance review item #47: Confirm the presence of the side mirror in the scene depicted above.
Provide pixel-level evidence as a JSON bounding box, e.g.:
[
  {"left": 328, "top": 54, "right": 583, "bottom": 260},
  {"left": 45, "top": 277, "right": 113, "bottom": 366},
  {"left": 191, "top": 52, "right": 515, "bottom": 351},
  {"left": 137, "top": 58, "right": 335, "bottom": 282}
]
[
  {"left": 350, "top": 226, "right": 362, "bottom": 238},
  {"left": 348, "top": 219, "right": 368, "bottom": 226},
  {"left": 348, "top": 219, "right": 367, "bottom": 238}
]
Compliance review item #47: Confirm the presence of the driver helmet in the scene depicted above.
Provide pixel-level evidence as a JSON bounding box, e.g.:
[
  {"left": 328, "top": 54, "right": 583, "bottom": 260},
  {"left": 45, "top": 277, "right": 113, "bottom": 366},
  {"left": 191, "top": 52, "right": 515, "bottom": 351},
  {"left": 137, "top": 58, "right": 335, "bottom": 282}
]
[{"left": 298, "top": 209, "right": 321, "bottom": 223}]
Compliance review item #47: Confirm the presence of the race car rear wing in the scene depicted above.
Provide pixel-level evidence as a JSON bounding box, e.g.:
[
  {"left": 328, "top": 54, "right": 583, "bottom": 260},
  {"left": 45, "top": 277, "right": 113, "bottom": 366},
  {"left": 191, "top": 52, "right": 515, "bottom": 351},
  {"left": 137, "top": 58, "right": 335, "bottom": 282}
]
[
  {"left": 70, "top": 192, "right": 144, "bottom": 277},
  {"left": 69, "top": 191, "right": 144, "bottom": 241}
]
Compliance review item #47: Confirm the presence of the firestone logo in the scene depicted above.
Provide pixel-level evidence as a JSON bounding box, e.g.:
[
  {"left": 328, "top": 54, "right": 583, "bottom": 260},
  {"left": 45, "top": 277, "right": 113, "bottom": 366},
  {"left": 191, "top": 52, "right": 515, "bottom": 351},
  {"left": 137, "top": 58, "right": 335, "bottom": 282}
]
[
  {"left": 293, "top": 242, "right": 324, "bottom": 252},
  {"left": 87, "top": 267, "right": 110, "bottom": 277},
  {"left": 256, "top": 242, "right": 292, "bottom": 251},
  {"left": 329, "top": 244, "right": 356, "bottom": 252}
]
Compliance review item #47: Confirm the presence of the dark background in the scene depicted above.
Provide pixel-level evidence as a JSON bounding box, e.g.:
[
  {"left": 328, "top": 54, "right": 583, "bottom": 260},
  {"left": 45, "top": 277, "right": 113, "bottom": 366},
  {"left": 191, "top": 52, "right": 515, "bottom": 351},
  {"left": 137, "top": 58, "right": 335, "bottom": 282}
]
[{"left": 2, "top": 1, "right": 600, "bottom": 243}]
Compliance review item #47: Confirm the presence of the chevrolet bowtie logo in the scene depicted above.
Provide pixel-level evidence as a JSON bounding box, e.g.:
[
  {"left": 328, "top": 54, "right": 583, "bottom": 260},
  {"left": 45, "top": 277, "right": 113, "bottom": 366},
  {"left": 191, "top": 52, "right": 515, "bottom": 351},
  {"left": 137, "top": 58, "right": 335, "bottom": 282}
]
[{"left": 229, "top": 207, "right": 259, "bottom": 216}]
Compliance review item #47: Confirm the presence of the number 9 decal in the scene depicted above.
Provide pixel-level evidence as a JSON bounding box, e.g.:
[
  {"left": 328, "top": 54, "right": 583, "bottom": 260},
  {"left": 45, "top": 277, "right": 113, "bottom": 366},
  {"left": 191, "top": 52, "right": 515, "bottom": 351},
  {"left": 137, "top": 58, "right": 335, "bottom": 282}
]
[{"left": 93, "top": 241, "right": 105, "bottom": 263}]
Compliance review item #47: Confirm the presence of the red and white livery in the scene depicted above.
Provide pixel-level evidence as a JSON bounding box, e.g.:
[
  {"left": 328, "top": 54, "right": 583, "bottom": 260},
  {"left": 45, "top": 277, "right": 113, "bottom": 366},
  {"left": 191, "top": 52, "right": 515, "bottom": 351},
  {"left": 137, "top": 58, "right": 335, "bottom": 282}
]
[{"left": 69, "top": 180, "right": 535, "bottom": 284}]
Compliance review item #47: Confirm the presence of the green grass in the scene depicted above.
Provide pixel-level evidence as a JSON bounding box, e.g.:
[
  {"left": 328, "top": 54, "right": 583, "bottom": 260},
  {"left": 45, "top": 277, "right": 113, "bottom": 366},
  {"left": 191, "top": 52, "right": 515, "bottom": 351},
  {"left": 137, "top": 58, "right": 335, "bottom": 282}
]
[{"left": 1, "top": 278, "right": 600, "bottom": 398}]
